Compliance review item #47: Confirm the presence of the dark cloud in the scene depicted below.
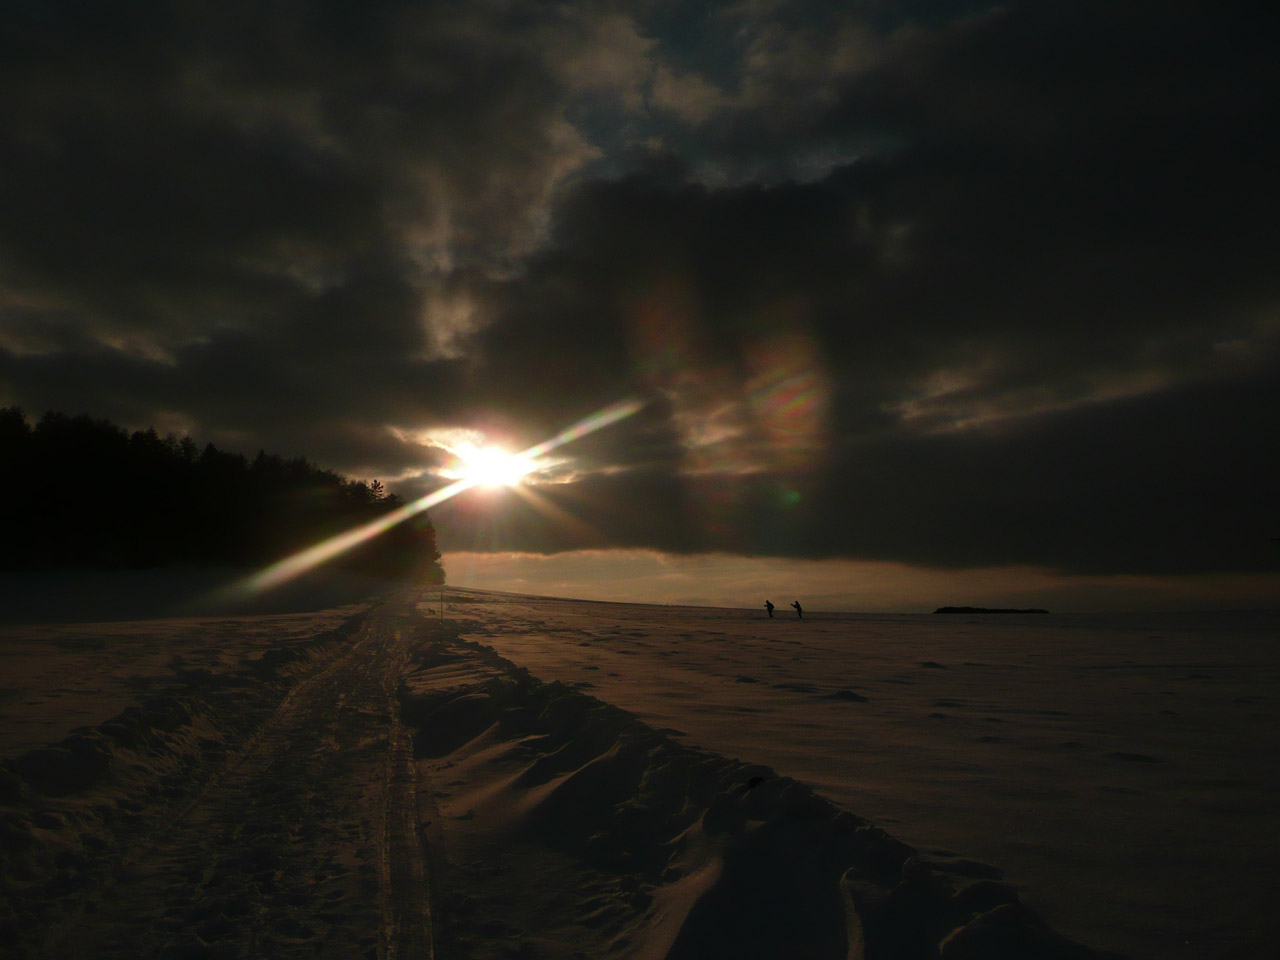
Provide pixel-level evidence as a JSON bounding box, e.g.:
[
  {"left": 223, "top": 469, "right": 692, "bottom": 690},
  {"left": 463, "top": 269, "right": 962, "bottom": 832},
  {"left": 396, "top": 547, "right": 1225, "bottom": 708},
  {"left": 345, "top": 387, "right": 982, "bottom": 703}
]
[
  {"left": 1, "top": 2, "right": 1277, "bottom": 584},
  {"left": 0, "top": 0, "right": 603, "bottom": 467},
  {"left": 435, "top": 362, "right": 1280, "bottom": 575}
]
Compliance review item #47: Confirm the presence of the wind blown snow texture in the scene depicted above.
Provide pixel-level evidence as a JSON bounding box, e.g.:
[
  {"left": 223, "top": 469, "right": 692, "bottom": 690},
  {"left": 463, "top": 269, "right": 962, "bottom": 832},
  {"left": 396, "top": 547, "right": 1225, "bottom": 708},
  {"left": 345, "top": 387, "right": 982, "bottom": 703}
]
[{"left": 2, "top": 586, "right": 1276, "bottom": 958}]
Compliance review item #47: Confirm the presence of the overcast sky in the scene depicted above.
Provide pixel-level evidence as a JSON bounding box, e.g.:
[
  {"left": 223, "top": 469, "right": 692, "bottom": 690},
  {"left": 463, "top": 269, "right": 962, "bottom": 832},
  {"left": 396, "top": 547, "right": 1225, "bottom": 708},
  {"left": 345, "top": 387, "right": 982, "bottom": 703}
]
[{"left": 2, "top": 1, "right": 1277, "bottom": 610}]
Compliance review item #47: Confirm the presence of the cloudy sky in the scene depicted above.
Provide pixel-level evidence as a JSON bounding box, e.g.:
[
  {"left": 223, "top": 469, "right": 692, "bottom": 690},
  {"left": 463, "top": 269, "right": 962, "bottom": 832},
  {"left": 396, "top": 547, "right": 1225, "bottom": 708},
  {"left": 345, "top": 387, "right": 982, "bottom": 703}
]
[{"left": 2, "top": 1, "right": 1277, "bottom": 611}]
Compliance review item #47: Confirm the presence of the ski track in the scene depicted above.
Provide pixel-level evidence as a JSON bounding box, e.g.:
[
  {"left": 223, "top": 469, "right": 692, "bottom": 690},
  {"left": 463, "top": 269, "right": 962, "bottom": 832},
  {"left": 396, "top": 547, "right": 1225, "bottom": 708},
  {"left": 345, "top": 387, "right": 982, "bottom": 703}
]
[{"left": 51, "top": 603, "right": 433, "bottom": 960}]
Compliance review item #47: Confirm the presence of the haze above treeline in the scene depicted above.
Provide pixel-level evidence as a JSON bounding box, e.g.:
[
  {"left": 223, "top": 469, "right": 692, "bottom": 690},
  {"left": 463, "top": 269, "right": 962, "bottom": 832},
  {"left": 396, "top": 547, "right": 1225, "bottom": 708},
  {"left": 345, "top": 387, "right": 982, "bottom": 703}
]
[{"left": 0, "top": 408, "right": 443, "bottom": 583}]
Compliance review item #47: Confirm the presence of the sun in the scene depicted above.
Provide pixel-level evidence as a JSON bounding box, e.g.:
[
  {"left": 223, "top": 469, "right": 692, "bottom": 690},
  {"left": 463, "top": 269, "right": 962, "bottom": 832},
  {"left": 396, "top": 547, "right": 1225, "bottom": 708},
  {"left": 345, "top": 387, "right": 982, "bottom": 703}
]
[{"left": 458, "top": 446, "right": 534, "bottom": 488}]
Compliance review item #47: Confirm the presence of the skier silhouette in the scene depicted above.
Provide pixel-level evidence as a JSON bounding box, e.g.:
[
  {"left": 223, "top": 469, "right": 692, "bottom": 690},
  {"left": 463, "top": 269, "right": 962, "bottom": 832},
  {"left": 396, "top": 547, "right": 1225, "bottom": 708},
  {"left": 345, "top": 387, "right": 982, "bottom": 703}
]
[
  {"left": 791, "top": 600, "right": 803, "bottom": 619},
  {"left": 764, "top": 600, "right": 775, "bottom": 618}
]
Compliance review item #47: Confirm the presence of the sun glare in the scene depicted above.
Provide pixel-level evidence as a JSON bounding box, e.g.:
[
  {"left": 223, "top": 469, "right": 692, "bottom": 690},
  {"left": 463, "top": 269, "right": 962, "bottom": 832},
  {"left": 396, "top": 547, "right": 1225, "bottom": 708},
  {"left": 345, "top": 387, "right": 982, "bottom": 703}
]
[
  {"left": 459, "top": 446, "right": 534, "bottom": 487},
  {"left": 225, "top": 398, "right": 642, "bottom": 595}
]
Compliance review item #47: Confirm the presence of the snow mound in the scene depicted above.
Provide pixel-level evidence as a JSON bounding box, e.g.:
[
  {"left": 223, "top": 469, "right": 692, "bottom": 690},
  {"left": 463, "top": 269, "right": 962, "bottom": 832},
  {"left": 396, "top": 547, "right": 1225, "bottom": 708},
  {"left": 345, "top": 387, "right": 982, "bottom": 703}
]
[{"left": 400, "top": 631, "right": 1117, "bottom": 959}]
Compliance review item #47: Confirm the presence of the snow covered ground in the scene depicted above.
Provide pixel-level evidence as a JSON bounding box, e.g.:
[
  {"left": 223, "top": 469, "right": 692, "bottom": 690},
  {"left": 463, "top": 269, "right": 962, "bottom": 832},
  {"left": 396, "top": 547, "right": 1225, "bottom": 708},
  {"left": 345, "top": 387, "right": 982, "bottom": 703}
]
[
  {"left": 439, "top": 590, "right": 1280, "bottom": 960},
  {"left": 2, "top": 582, "right": 1275, "bottom": 958}
]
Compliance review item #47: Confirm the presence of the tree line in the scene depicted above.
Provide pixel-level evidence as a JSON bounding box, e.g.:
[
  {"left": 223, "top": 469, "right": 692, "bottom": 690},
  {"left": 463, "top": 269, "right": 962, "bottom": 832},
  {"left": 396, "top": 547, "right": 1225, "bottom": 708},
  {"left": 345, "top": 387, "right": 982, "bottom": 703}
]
[{"left": 0, "top": 408, "right": 443, "bottom": 583}]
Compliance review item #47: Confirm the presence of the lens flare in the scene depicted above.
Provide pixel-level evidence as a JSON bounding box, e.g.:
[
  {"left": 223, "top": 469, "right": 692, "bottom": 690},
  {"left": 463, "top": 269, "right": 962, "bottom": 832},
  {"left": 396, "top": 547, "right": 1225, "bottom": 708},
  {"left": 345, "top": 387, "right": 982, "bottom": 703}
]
[
  {"left": 519, "top": 398, "right": 645, "bottom": 460},
  {"left": 220, "top": 398, "right": 644, "bottom": 597}
]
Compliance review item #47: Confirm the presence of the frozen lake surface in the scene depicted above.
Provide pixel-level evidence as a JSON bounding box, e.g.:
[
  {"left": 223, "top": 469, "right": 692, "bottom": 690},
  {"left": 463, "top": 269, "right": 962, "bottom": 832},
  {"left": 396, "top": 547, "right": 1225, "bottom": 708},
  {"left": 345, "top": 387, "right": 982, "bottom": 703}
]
[
  {"left": 2, "top": 581, "right": 1276, "bottom": 958},
  {"left": 439, "top": 591, "right": 1280, "bottom": 960}
]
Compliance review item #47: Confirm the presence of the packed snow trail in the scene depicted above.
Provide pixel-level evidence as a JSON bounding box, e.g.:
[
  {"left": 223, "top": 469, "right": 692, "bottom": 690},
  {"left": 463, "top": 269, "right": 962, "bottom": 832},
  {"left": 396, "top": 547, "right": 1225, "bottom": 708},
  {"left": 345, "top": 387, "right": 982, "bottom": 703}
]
[
  {"left": 49, "top": 601, "right": 434, "bottom": 960},
  {"left": 4, "top": 592, "right": 1129, "bottom": 959}
]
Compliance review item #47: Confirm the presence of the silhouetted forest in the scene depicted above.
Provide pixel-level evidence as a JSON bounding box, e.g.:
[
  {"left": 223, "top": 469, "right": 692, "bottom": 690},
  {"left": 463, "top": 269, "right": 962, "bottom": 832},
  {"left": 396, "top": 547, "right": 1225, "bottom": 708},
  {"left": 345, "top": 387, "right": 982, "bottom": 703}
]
[{"left": 0, "top": 408, "right": 443, "bottom": 583}]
